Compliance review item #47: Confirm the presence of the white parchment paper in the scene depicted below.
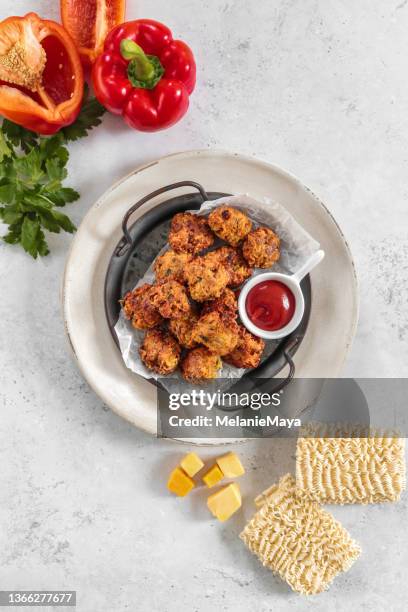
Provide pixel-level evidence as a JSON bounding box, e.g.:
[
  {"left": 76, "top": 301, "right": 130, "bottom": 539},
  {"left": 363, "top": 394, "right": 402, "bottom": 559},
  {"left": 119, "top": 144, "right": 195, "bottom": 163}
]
[{"left": 114, "top": 194, "right": 320, "bottom": 390}]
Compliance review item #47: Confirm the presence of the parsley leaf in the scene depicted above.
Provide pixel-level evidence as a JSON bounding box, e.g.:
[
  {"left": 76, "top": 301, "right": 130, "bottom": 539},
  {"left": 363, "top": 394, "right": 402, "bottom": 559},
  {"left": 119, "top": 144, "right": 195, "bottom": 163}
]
[
  {"left": 46, "top": 188, "right": 80, "bottom": 207},
  {"left": 0, "top": 184, "right": 15, "bottom": 204},
  {"left": 20, "top": 217, "right": 42, "bottom": 258},
  {"left": 1, "top": 119, "right": 38, "bottom": 152},
  {"left": 0, "top": 88, "right": 105, "bottom": 258},
  {"left": 15, "top": 148, "right": 45, "bottom": 185},
  {"left": 0, "top": 131, "right": 13, "bottom": 162},
  {"left": 61, "top": 85, "right": 106, "bottom": 141}
]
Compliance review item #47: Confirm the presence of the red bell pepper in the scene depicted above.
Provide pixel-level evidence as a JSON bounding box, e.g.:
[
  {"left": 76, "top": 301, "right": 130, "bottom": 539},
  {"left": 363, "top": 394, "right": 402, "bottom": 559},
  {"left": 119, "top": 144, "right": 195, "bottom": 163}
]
[
  {"left": 60, "top": 0, "right": 126, "bottom": 66},
  {"left": 0, "top": 13, "right": 84, "bottom": 135},
  {"left": 92, "top": 19, "right": 196, "bottom": 132}
]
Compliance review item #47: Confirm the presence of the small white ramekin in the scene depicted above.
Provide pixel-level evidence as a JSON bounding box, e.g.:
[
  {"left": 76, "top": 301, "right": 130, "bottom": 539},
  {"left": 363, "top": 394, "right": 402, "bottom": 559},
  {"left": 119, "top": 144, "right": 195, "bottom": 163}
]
[{"left": 238, "top": 250, "right": 325, "bottom": 340}]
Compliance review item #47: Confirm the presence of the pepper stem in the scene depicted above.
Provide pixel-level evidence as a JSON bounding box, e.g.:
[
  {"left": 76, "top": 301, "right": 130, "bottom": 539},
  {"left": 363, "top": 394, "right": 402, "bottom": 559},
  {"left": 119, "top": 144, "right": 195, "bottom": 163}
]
[{"left": 120, "top": 39, "right": 164, "bottom": 90}]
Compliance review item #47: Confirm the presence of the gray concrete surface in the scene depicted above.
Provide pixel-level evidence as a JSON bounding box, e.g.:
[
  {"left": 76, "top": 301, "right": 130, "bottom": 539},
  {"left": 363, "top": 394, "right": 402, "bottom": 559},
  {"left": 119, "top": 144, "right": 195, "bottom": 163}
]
[{"left": 0, "top": 1, "right": 407, "bottom": 610}]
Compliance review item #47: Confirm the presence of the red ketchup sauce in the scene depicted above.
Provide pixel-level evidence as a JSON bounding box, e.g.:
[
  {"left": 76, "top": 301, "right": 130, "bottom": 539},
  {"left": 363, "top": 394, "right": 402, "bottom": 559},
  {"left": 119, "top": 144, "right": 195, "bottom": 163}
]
[{"left": 246, "top": 280, "right": 296, "bottom": 331}]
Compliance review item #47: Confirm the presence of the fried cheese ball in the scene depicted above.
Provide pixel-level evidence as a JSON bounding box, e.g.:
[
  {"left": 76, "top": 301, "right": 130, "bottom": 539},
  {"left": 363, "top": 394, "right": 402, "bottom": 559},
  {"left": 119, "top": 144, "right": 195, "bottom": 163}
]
[
  {"left": 224, "top": 326, "right": 265, "bottom": 369},
  {"left": 184, "top": 253, "right": 229, "bottom": 302},
  {"left": 181, "top": 347, "right": 222, "bottom": 382},
  {"left": 206, "top": 246, "right": 252, "bottom": 287},
  {"left": 168, "top": 212, "right": 215, "bottom": 254},
  {"left": 121, "top": 284, "right": 162, "bottom": 330},
  {"left": 139, "top": 329, "right": 181, "bottom": 375},
  {"left": 201, "top": 288, "right": 237, "bottom": 319},
  {"left": 148, "top": 280, "right": 191, "bottom": 320},
  {"left": 208, "top": 206, "right": 252, "bottom": 246},
  {"left": 168, "top": 312, "right": 200, "bottom": 349},
  {"left": 242, "top": 227, "right": 280, "bottom": 268},
  {"left": 191, "top": 311, "right": 239, "bottom": 356},
  {"left": 154, "top": 250, "right": 192, "bottom": 284}
]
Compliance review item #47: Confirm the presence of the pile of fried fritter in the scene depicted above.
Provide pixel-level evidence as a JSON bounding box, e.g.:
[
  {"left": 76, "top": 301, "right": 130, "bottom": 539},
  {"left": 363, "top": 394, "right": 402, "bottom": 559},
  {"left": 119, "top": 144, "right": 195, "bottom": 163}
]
[{"left": 121, "top": 206, "right": 281, "bottom": 382}]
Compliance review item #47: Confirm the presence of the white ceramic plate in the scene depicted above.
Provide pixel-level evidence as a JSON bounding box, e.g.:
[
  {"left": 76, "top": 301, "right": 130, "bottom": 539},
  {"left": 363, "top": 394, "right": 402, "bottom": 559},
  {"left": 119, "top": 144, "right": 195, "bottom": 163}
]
[{"left": 62, "top": 150, "right": 359, "bottom": 440}]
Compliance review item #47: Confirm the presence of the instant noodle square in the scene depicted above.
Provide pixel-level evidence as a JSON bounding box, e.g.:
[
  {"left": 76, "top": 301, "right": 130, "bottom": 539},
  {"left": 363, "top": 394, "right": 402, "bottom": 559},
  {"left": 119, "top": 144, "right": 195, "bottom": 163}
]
[
  {"left": 240, "top": 474, "right": 361, "bottom": 595},
  {"left": 296, "top": 422, "right": 406, "bottom": 504}
]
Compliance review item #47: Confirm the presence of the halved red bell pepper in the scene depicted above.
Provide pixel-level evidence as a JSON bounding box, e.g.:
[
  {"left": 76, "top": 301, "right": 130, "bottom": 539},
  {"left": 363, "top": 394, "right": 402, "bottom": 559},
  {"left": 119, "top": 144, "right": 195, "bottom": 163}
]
[
  {"left": 60, "top": 0, "right": 126, "bottom": 66},
  {"left": 92, "top": 19, "right": 196, "bottom": 132},
  {"left": 0, "top": 12, "right": 84, "bottom": 135}
]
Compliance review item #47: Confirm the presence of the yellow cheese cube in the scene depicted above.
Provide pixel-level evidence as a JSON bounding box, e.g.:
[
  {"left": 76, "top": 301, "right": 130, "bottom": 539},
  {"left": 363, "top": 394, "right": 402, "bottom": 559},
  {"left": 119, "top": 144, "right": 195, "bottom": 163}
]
[
  {"left": 207, "top": 483, "right": 242, "bottom": 522},
  {"left": 216, "top": 452, "right": 245, "bottom": 478},
  {"left": 180, "top": 452, "right": 204, "bottom": 478},
  {"left": 167, "top": 467, "right": 195, "bottom": 497},
  {"left": 202, "top": 464, "right": 224, "bottom": 488}
]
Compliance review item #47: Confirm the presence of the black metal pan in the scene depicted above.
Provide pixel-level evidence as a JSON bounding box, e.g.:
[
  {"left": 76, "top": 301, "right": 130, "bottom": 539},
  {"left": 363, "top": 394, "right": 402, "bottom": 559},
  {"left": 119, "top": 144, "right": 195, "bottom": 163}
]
[{"left": 104, "top": 181, "right": 311, "bottom": 391}]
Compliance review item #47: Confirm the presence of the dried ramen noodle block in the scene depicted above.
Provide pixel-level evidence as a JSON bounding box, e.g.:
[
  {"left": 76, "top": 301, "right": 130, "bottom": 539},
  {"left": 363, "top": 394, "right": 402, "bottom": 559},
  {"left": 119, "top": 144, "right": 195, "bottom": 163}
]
[
  {"left": 296, "top": 422, "right": 406, "bottom": 504},
  {"left": 240, "top": 474, "right": 361, "bottom": 595}
]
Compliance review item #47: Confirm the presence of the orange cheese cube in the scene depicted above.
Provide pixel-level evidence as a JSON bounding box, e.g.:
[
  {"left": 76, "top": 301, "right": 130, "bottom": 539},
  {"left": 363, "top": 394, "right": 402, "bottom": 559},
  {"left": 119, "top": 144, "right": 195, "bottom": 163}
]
[
  {"left": 167, "top": 467, "right": 195, "bottom": 497},
  {"left": 216, "top": 452, "right": 245, "bottom": 478},
  {"left": 180, "top": 452, "right": 204, "bottom": 478},
  {"left": 207, "top": 483, "right": 242, "bottom": 522},
  {"left": 202, "top": 464, "right": 224, "bottom": 488}
]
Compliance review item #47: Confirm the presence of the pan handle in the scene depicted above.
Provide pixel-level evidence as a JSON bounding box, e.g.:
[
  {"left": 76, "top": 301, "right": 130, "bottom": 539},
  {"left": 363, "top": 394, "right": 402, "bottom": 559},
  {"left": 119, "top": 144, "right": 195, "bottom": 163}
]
[
  {"left": 115, "top": 181, "right": 209, "bottom": 257},
  {"left": 217, "top": 335, "right": 300, "bottom": 413},
  {"left": 252, "top": 333, "right": 301, "bottom": 387}
]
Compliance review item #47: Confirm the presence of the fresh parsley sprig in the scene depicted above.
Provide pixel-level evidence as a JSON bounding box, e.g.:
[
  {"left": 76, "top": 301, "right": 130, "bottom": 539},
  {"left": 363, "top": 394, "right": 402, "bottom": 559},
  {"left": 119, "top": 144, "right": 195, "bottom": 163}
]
[{"left": 0, "top": 88, "right": 105, "bottom": 258}]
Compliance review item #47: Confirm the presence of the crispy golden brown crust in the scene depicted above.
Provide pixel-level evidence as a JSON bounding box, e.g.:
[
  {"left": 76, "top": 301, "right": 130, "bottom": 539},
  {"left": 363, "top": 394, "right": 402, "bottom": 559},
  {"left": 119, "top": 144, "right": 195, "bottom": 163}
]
[
  {"left": 168, "top": 212, "right": 215, "bottom": 254},
  {"left": 168, "top": 312, "right": 200, "bottom": 349},
  {"left": 148, "top": 280, "right": 191, "bottom": 319},
  {"left": 201, "top": 288, "right": 238, "bottom": 319},
  {"left": 242, "top": 227, "right": 280, "bottom": 268},
  {"left": 224, "top": 326, "right": 265, "bottom": 369},
  {"left": 129, "top": 206, "right": 284, "bottom": 379},
  {"left": 184, "top": 253, "right": 230, "bottom": 302},
  {"left": 206, "top": 246, "right": 253, "bottom": 287},
  {"left": 208, "top": 206, "right": 252, "bottom": 246},
  {"left": 121, "top": 284, "right": 163, "bottom": 330},
  {"left": 154, "top": 250, "right": 192, "bottom": 283},
  {"left": 191, "top": 311, "right": 240, "bottom": 356},
  {"left": 139, "top": 329, "right": 181, "bottom": 375},
  {"left": 181, "top": 347, "right": 222, "bottom": 382}
]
